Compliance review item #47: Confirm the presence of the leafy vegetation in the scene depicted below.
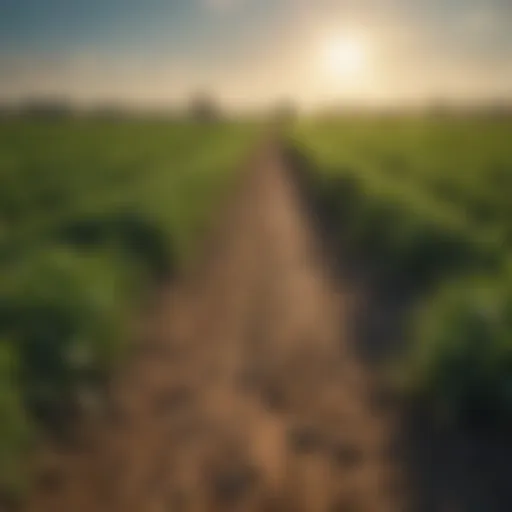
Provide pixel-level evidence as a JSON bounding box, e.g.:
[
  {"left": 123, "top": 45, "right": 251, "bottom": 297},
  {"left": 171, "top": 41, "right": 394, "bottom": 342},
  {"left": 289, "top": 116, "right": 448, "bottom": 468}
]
[
  {"left": 291, "top": 117, "right": 512, "bottom": 424},
  {"left": 0, "top": 119, "right": 258, "bottom": 497}
]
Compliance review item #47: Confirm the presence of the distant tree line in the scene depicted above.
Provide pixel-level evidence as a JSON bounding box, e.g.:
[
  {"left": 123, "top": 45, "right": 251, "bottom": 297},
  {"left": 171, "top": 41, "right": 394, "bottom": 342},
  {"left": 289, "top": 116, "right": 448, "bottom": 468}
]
[{"left": 1, "top": 96, "right": 511, "bottom": 121}]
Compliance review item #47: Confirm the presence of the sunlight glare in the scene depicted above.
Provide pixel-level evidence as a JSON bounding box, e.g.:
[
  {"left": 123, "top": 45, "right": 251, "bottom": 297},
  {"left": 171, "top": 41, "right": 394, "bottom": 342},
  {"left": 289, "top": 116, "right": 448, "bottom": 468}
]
[{"left": 322, "top": 35, "right": 368, "bottom": 80}]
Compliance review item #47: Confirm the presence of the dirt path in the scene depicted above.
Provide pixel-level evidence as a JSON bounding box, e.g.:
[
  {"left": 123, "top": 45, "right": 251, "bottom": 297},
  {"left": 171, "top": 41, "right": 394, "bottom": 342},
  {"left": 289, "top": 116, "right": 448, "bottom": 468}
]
[{"left": 24, "top": 143, "right": 404, "bottom": 512}]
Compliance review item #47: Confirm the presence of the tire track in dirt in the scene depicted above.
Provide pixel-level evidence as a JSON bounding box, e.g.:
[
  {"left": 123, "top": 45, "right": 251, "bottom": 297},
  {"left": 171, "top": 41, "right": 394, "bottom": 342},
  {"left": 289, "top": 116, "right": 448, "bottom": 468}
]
[{"left": 24, "top": 142, "right": 404, "bottom": 512}]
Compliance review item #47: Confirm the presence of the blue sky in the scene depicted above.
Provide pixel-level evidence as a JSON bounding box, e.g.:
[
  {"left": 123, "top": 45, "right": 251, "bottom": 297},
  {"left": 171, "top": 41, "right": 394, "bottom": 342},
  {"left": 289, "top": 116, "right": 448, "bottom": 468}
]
[{"left": 0, "top": 0, "right": 510, "bottom": 108}]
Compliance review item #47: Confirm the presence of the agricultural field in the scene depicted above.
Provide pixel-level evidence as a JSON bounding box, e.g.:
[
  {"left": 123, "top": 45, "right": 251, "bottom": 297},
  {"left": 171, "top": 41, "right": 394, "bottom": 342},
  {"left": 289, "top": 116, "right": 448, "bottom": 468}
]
[
  {"left": 0, "top": 119, "right": 259, "bottom": 496},
  {"left": 290, "top": 117, "right": 512, "bottom": 424},
  {"left": 2, "top": 114, "right": 512, "bottom": 509}
]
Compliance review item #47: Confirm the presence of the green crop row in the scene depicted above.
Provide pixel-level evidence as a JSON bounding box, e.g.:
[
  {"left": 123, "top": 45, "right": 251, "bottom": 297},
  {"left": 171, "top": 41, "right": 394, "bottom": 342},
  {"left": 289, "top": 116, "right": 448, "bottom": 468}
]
[
  {"left": 290, "top": 117, "right": 512, "bottom": 425},
  {"left": 0, "top": 119, "right": 258, "bottom": 499}
]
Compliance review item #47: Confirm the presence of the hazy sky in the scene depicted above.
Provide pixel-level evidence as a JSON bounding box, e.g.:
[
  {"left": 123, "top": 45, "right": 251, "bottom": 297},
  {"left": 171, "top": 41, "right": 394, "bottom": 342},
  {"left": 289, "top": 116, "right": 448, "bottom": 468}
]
[{"left": 0, "top": 0, "right": 511, "bottom": 109}]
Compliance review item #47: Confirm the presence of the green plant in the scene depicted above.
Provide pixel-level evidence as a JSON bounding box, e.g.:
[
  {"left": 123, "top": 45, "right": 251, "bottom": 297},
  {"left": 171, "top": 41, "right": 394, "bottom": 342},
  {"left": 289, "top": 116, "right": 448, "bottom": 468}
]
[
  {"left": 0, "top": 342, "right": 32, "bottom": 500},
  {"left": 0, "top": 249, "right": 128, "bottom": 423},
  {"left": 404, "top": 277, "right": 512, "bottom": 425}
]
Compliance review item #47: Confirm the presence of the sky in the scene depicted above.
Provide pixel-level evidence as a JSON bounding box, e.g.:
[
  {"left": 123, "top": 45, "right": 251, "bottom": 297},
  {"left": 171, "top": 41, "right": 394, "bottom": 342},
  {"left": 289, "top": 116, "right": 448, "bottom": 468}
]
[{"left": 0, "top": 0, "right": 511, "bottom": 110}]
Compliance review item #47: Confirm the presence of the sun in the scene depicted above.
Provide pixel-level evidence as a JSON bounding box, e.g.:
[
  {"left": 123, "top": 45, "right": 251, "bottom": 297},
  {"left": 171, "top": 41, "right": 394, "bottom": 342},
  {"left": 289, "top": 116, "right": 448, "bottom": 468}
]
[{"left": 322, "top": 35, "right": 367, "bottom": 79}]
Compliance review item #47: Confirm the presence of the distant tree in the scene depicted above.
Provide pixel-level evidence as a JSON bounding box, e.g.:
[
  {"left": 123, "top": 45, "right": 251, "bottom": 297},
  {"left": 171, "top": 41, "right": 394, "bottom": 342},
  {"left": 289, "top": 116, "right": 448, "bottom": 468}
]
[
  {"left": 189, "top": 93, "right": 220, "bottom": 122},
  {"left": 20, "top": 98, "right": 72, "bottom": 119},
  {"left": 0, "top": 103, "right": 14, "bottom": 119},
  {"left": 426, "top": 98, "right": 452, "bottom": 118},
  {"left": 480, "top": 101, "right": 512, "bottom": 120},
  {"left": 273, "top": 99, "right": 297, "bottom": 123},
  {"left": 90, "top": 103, "right": 128, "bottom": 120}
]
